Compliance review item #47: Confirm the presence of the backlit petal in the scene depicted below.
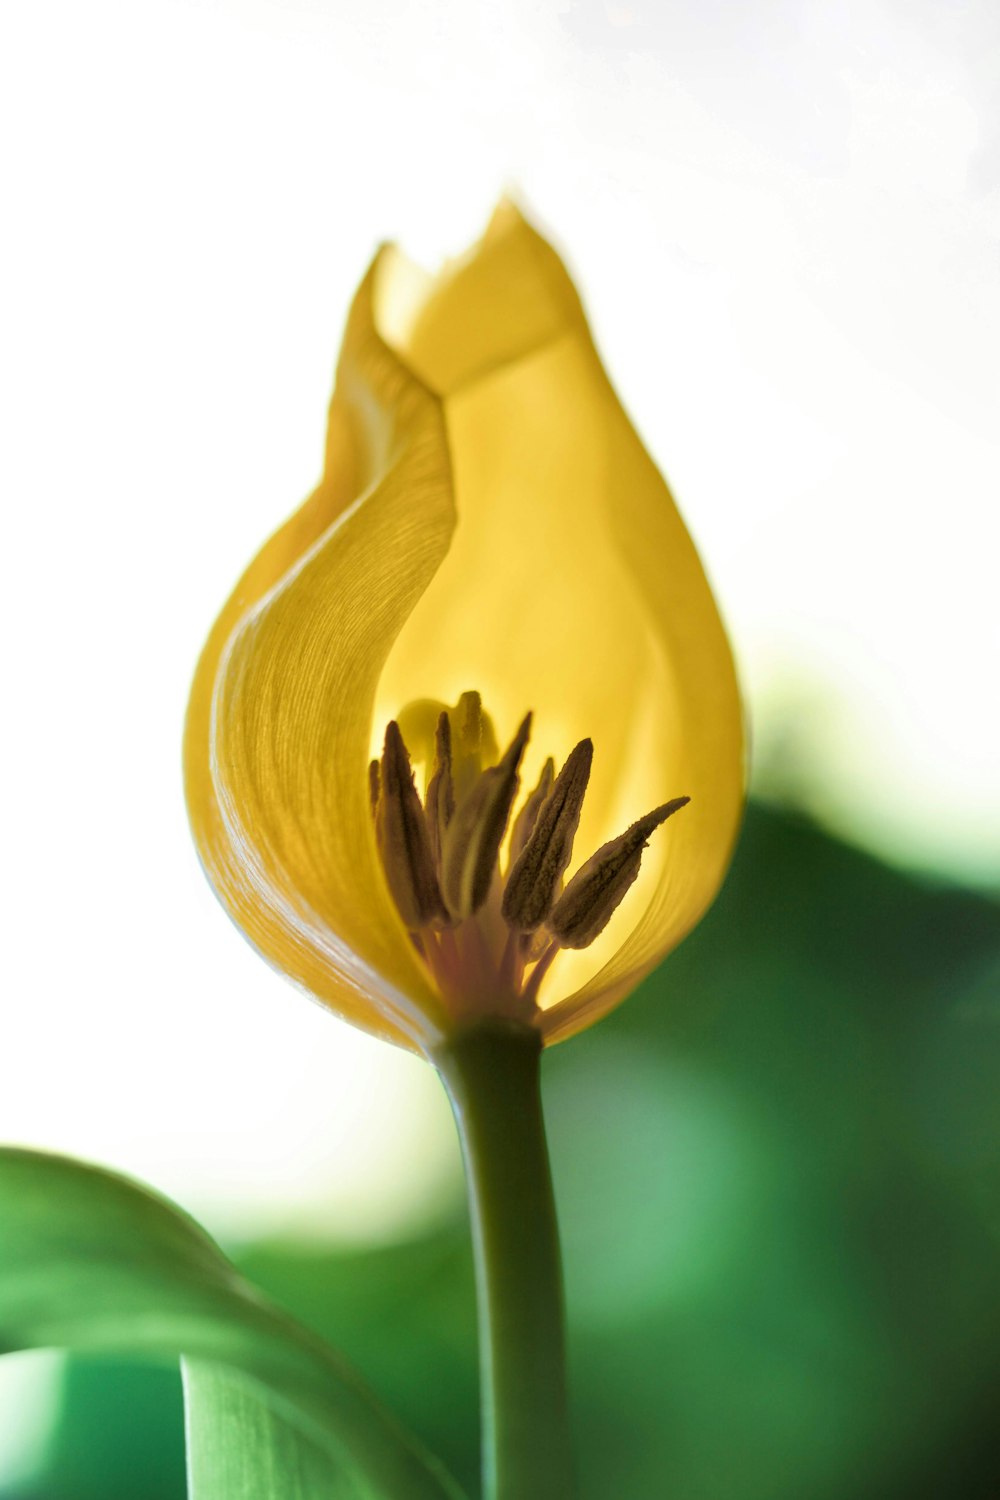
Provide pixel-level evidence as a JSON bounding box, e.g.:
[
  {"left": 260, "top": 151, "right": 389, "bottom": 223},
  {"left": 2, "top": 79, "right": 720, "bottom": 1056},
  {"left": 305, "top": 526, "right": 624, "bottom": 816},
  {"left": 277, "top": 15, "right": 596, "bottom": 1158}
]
[
  {"left": 374, "top": 204, "right": 745, "bottom": 1042},
  {"left": 185, "top": 262, "right": 455, "bottom": 1052}
]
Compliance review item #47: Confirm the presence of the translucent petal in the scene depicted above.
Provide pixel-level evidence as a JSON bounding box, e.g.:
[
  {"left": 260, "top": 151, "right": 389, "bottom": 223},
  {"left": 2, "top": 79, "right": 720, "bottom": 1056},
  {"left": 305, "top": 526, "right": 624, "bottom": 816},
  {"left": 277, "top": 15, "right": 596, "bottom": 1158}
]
[
  {"left": 374, "top": 204, "right": 745, "bottom": 1043},
  {"left": 185, "top": 262, "right": 455, "bottom": 1052}
]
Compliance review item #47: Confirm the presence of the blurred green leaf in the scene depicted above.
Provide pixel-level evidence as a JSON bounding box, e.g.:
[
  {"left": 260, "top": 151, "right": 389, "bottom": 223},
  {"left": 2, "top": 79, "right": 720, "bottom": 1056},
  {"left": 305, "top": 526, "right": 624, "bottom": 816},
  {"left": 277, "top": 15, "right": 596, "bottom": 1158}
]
[
  {"left": 239, "top": 1231, "right": 480, "bottom": 1498},
  {"left": 184, "top": 1362, "right": 372, "bottom": 1500},
  {"left": 0, "top": 1149, "right": 464, "bottom": 1500}
]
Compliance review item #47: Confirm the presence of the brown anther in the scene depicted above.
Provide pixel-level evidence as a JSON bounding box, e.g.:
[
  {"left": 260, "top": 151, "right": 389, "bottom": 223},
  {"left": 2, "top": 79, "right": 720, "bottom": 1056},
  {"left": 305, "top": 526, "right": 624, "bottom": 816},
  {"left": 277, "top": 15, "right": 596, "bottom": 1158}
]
[
  {"left": 376, "top": 721, "right": 447, "bottom": 930},
  {"left": 441, "top": 714, "right": 532, "bottom": 920},
  {"left": 549, "top": 796, "right": 690, "bottom": 949},
  {"left": 368, "top": 758, "right": 381, "bottom": 816},
  {"left": 508, "top": 756, "right": 555, "bottom": 868},
  {"left": 425, "top": 711, "right": 455, "bottom": 869},
  {"left": 502, "top": 739, "right": 593, "bottom": 932}
]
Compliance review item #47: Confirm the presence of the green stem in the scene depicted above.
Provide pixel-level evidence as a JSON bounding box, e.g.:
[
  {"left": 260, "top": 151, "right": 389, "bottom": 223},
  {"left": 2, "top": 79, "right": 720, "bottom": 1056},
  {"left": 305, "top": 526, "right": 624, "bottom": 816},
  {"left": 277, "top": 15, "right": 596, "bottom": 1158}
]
[{"left": 435, "top": 1019, "right": 575, "bottom": 1500}]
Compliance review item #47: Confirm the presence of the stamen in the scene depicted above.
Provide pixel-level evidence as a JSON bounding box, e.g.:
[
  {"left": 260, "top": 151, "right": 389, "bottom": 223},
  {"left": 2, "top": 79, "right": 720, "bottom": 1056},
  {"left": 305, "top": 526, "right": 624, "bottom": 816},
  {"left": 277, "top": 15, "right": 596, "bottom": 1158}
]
[
  {"left": 440, "top": 714, "right": 532, "bottom": 920},
  {"left": 425, "top": 711, "right": 455, "bottom": 870},
  {"left": 375, "top": 721, "right": 447, "bottom": 930},
  {"left": 502, "top": 739, "right": 593, "bottom": 932},
  {"left": 549, "top": 797, "right": 690, "bottom": 949},
  {"left": 368, "top": 695, "right": 690, "bottom": 1022},
  {"left": 508, "top": 756, "right": 555, "bottom": 867}
]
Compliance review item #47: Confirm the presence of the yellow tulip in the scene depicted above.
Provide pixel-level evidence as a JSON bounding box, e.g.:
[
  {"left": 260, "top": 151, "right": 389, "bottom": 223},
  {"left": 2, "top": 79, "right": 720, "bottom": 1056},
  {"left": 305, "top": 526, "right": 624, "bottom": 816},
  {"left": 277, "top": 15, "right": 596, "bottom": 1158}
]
[{"left": 184, "top": 202, "right": 744, "bottom": 1058}]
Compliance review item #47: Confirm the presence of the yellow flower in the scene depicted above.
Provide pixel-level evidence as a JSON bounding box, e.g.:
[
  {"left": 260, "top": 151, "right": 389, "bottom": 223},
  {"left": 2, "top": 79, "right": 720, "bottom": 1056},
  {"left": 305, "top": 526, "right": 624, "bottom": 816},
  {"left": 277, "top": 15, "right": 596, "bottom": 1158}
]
[{"left": 185, "top": 202, "right": 744, "bottom": 1056}]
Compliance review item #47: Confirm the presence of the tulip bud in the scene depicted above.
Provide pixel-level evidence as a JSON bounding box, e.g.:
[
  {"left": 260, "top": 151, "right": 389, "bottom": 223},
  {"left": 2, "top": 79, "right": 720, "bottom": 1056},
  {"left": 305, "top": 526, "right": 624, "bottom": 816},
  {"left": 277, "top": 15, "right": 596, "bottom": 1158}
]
[{"left": 185, "top": 202, "right": 743, "bottom": 1052}]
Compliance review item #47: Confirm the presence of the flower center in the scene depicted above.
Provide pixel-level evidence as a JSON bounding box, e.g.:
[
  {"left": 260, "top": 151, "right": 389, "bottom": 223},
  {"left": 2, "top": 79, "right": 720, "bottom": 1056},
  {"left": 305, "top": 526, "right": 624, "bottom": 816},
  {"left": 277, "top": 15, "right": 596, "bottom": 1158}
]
[{"left": 370, "top": 691, "right": 689, "bottom": 1022}]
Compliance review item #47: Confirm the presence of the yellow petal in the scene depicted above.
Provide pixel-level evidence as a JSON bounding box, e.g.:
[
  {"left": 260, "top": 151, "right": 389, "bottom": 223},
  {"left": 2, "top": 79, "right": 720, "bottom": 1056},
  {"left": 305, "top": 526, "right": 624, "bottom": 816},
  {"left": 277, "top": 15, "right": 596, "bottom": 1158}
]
[
  {"left": 185, "top": 261, "right": 456, "bottom": 1052},
  {"left": 187, "top": 204, "right": 744, "bottom": 1054},
  {"left": 374, "top": 204, "right": 745, "bottom": 1043}
]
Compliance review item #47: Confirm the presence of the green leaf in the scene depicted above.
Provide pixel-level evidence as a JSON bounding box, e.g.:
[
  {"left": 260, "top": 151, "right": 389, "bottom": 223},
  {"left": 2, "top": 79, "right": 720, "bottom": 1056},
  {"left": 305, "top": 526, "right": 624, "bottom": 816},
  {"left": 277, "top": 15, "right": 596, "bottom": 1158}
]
[
  {"left": 183, "top": 1361, "right": 371, "bottom": 1500},
  {"left": 0, "top": 1148, "right": 465, "bottom": 1500}
]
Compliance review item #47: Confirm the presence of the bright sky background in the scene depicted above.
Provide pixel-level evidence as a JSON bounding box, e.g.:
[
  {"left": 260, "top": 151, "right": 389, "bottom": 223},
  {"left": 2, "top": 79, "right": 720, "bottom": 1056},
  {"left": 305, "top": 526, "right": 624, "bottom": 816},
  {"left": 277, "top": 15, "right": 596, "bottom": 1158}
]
[{"left": 1, "top": 0, "right": 997, "bottom": 1286}]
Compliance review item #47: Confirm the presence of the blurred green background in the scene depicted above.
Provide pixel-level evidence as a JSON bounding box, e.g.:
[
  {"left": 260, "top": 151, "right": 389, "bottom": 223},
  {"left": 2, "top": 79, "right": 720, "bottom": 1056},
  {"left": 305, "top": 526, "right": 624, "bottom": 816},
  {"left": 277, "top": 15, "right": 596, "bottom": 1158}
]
[{"left": 5, "top": 799, "right": 998, "bottom": 1500}]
